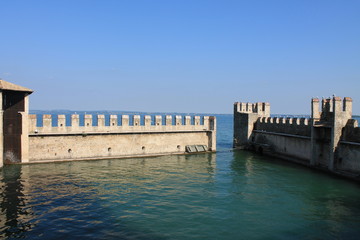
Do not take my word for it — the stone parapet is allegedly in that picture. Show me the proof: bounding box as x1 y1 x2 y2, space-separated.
256 117 311 137
234 102 270 116
29 114 214 135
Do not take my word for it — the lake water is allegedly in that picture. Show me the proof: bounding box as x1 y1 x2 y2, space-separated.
1 115 360 239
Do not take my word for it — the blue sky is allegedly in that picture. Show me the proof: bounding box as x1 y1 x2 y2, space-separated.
1 0 359 114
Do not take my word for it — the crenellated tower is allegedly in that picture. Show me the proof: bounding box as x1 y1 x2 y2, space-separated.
311 96 353 170
233 102 270 148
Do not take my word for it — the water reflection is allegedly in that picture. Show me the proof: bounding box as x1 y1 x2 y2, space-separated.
1 151 360 240
0 165 34 238
0 153 216 239
230 150 360 239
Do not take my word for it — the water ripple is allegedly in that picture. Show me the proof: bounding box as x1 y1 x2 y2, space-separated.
0 125 360 239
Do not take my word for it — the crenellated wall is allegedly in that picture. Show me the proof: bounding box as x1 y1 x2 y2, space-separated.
0 79 217 166
234 96 360 181
256 117 311 137
27 114 216 162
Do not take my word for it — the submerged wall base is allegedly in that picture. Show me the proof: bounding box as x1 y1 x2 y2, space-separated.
18 150 214 165
244 147 360 182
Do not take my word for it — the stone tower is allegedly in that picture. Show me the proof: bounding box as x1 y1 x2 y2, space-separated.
233 102 270 148
311 96 353 170
0 80 33 167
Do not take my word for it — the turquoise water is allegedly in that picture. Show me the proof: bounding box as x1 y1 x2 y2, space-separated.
1 115 360 239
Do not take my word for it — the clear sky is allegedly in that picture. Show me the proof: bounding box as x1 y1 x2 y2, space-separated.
1 0 359 114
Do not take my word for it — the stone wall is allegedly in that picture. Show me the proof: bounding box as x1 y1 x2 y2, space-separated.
27 114 216 163
0 80 217 166
337 142 360 172
252 131 312 162
234 97 360 180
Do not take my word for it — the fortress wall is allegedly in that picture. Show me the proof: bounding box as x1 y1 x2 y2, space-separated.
256 117 311 137
29 131 209 162
342 119 360 143
27 114 216 162
252 118 360 172
337 142 360 172
252 131 312 162
249 117 312 163
234 97 360 180
0 80 217 166
347 127 360 143
336 120 360 172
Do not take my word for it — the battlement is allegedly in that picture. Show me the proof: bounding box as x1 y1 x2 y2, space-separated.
234 102 270 117
256 117 311 137
233 101 271 148
258 117 310 126
311 97 352 123
28 114 214 135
